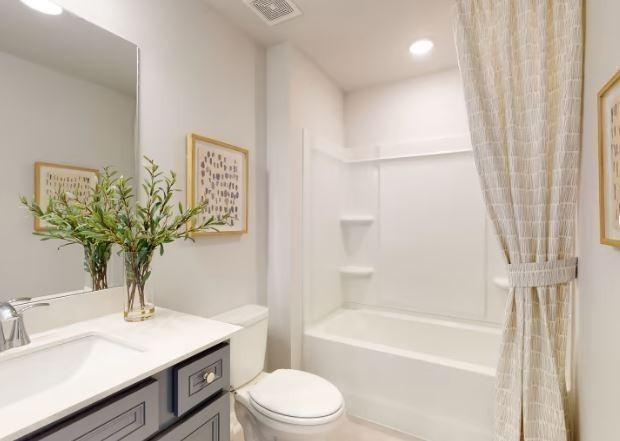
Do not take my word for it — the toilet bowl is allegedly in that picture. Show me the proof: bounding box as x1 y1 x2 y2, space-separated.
235 369 345 441
212 305 345 441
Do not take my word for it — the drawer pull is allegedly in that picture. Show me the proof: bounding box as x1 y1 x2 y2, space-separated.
204 371 216 384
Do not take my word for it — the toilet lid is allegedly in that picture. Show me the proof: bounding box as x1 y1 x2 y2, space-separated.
248 369 344 420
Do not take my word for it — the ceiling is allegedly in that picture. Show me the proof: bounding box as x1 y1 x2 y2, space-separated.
204 0 458 92
0 1 137 96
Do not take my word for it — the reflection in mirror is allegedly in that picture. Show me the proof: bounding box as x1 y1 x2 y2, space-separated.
0 1 138 302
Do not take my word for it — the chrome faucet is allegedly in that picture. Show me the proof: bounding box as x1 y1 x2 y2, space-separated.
0 298 49 352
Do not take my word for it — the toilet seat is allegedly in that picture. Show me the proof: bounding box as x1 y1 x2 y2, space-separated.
237 369 345 427
249 396 344 426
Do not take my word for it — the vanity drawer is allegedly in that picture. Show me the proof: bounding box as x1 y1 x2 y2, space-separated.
29 380 159 441
152 393 229 441
173 343 229 417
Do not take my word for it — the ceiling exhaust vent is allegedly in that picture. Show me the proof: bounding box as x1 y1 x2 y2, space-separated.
244 0 302 26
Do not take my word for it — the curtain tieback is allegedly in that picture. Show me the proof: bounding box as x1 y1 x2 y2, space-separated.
507 257 578 288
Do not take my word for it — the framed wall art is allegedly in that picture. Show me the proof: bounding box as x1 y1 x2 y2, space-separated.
186 133 249 236
34 162 98 231
599 70 620 246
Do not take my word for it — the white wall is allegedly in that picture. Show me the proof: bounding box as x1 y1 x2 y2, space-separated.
576 0 620 439
267 43 344 369
344 69 506 324
345 69 470 148
0 50 134 301
54 0 268 317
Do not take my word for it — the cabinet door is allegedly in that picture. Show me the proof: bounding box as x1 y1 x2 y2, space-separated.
29 380 159 441
155 393 229 441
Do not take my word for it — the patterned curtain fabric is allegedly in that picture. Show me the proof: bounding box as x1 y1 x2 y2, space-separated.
454 1 583 440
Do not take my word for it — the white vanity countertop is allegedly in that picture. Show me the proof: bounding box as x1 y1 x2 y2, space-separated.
0 308 240 441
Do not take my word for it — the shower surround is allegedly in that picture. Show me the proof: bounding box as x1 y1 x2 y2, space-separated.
301 130 505 439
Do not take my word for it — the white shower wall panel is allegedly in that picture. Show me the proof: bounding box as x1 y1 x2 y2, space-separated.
377 152 488 318
339 160 380 304
343 69 507 324
302 134 346 325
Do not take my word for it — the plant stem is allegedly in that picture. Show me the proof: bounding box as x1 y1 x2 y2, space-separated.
125 250 152 315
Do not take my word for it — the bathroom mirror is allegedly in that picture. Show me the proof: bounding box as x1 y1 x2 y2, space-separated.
0 1 138 301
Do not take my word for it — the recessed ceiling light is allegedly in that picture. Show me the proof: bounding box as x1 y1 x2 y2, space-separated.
409 39 434 57
20 0 63 15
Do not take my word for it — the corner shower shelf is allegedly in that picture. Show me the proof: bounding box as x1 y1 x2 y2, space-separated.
339 266 375 277
493 277 510 290
339 215 374 225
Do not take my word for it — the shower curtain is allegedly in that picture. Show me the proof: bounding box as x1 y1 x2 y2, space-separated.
454 1 583 440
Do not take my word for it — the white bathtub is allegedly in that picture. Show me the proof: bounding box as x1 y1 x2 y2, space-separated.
303 307 501 441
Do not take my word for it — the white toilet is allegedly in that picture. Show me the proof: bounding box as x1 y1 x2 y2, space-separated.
212 305 345 441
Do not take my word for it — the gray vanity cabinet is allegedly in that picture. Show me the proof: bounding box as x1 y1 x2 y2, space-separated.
21 343 230 441
31 380 160 441
173 344 230 417
152 394 229 441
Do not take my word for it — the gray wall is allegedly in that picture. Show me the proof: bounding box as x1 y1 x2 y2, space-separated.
576 0 620 439
266 43 344 369
54 0 268 317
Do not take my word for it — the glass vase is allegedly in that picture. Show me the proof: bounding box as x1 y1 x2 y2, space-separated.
84 242 112 291
123 250 156 322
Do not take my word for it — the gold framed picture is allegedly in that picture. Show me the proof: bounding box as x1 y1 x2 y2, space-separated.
599 71 620 246
34 162 98 231
186 133 249 236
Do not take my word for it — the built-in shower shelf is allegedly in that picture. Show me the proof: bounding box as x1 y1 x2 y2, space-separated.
340 215 374 225
493 277 510 290
339 266 375 276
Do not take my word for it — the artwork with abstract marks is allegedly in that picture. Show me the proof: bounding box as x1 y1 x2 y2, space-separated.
612 96 620 226
34 162 98 231
187 134 248 235
598 71 620 246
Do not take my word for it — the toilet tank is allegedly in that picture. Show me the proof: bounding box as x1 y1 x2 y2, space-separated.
212 304 268 389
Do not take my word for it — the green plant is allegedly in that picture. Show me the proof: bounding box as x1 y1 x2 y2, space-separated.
20 170 117 291
83 157 224 314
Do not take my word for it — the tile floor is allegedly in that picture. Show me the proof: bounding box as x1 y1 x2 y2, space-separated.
328 416 423 441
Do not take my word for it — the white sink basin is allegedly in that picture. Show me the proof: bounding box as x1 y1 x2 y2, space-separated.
0 334 142 410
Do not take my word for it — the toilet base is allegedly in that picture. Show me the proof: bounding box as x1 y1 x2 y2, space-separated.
235 400 340 441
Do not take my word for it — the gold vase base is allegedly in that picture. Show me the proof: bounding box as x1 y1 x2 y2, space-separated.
124 304 156 322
